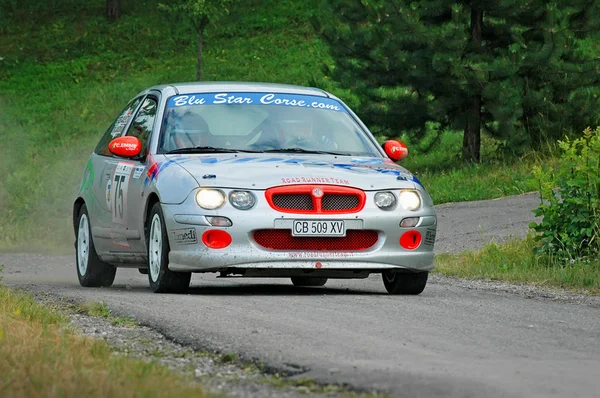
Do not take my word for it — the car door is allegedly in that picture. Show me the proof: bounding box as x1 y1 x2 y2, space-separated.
90 96 144 255
111 95 160 254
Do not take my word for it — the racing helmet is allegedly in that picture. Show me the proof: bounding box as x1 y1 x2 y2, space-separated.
170 113 211 149
277 119 313 141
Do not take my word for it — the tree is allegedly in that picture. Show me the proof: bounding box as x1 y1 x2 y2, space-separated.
159 0 231 81
106 0 120 21
317 1 600 162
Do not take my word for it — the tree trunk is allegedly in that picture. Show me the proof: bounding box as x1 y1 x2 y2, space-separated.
106 0 120 21
463 95 481 162
463 5 483 162
196 29 204 81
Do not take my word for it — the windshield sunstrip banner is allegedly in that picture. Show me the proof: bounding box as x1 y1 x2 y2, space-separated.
167 92 348 113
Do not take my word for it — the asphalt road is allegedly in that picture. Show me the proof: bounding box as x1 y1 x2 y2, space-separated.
3 192 600 398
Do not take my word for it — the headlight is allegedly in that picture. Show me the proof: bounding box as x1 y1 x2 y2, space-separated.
398 190 421 211
374 192 396 210
229 190 256 210
196 189 225 210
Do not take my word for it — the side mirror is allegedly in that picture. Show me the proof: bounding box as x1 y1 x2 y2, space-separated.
109 136 142 158
383 140 408 161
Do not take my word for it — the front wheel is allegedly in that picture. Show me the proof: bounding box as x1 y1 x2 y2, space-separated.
147 203 191 293
291 277 328 287
382 271 428 295
76 205 116 287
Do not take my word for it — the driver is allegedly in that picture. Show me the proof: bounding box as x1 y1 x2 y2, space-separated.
277 120 336 150
168 113 212 150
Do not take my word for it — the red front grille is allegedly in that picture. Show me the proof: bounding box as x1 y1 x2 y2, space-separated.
266 185 366 214
253 229 379 251
322 194 360 210
272 194 314 210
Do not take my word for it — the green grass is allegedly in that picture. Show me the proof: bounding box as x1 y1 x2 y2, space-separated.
0 284 211 397
400 130 556 203
258 374 392 398
79 301 137 327
434 234 600 293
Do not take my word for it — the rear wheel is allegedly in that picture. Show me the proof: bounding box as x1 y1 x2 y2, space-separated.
291 277 328 287
382 271 428 295
76 205 116 287
147 203 191 293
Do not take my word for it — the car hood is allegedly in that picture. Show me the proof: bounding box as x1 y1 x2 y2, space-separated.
167 154 421 191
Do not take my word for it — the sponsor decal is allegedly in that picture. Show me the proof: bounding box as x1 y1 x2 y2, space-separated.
111 109 134 137
81 159 95 191
112 142 138 150
281 177 350 185
133 166 145 179
288 252 354 258
111 163 134 225
105 180 112 211
424 229 436 246
167 93 347 113
171 228 198 245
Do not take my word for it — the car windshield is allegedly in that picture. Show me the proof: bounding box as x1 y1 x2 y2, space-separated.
158 92 382 157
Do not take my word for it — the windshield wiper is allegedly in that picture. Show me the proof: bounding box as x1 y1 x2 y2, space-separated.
263 147 353 156
167 146 263 154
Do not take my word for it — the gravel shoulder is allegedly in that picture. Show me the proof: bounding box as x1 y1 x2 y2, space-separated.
30 291 382 398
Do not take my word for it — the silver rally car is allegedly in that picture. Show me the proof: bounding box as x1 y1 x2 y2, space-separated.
73 82 437 294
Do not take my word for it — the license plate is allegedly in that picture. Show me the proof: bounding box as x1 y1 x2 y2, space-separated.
292 220 346 237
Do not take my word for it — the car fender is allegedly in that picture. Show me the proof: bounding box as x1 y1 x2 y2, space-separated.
145 155 200 205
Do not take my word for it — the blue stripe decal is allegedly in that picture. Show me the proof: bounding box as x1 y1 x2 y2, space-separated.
233 157 257 163
283 158 305 164
259 157 285 162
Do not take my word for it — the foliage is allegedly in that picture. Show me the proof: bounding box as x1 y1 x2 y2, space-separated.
158 0 231 33
530 127 600 262
317 0 600 162
158 0 232 80
435 234 600 293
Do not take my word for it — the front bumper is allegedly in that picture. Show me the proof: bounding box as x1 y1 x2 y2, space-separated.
162 189 436 274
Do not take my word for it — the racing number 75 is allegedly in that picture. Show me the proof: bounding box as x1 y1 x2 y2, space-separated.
113 174 126 220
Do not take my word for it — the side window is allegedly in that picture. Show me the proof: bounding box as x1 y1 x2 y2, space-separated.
126 97 158 156
95 97 143 156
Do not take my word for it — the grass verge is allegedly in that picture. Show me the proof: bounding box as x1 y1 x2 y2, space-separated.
79 301 138 327
258 375 392 398
434 234 600 294
401 131 557 204
0 284 210 397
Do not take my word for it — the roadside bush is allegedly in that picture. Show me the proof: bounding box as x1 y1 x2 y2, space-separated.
530 127 600 262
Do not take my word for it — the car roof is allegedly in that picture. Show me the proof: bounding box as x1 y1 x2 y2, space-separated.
145 81 331 98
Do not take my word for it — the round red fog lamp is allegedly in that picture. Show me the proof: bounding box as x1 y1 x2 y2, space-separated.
202 230 232 249
400 230 422 250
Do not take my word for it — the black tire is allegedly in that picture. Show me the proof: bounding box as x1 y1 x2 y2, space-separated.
75 205 116 287
146 203 191 293
382 271 428 295
138 268 148 275
291 276 328 287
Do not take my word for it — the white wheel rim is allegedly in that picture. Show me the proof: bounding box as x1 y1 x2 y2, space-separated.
77 214 90 276
149 214 162 283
